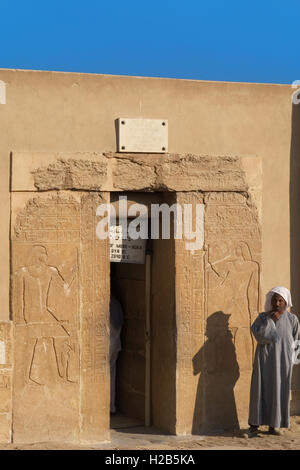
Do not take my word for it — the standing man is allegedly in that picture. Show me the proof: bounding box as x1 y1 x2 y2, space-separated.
110 294 124 414
247 286 300 436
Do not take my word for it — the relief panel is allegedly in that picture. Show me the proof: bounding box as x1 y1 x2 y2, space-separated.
203 192 261 429
11 191 109 443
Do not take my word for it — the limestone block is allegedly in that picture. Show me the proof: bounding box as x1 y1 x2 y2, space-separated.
11 152 108 192
11 191 110 444
11 152 260 194
240 156 262 223
9 150 262 438
0 322 13 443
175 189 261 434
233 371 252 428
79 193 110 443
0 322 13 368
174 192 205 435
11 152 57 192
203 191 261 431
113 157 157 191
112 154 250 192
0 413 11 443
0 372 11 413
160 154 248 192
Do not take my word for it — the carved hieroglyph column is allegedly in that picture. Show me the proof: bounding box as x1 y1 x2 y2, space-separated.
11 191 109 444
174 192 205 435
175 191 261 434
0 323 13 443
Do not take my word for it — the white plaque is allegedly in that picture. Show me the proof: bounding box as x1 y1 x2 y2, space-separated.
110 225 146 264
0 341 5 365
118 118 168 153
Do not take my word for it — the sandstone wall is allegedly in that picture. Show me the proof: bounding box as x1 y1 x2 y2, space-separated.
10 191 110 443
8 151 263 438
0 322 13 443
0 69 298 440
175 190 261 433
0 69 295 322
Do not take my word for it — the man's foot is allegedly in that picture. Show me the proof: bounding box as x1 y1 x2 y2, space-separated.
268 427 282 436
243 425 259 438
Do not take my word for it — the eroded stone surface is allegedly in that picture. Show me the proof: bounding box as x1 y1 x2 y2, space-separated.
203 192 261 430
159 154 248 192
11 152 259 193
11 192 109 444
32 158 108 191
175 192 205 435
9 151 262 441
175 191 261 434
80 193 110 443
0 322 13 443
113 157 157 191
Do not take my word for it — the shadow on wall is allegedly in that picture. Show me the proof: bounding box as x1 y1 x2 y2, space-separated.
290 93 300 395
192 311 240 433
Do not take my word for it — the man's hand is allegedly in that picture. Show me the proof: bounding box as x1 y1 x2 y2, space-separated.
270 310 281 322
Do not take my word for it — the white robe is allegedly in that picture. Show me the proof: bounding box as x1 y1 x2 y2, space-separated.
249 311 300 428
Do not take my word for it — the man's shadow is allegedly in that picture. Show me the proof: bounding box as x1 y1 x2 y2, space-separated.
192 311 240 434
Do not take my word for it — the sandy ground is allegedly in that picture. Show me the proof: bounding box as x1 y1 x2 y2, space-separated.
1 415 300 450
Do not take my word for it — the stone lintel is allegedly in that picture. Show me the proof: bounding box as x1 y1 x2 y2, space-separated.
11 152 261 194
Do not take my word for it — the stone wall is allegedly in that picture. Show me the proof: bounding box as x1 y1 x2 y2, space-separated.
0 69 297 441
0 322 13 443
175 190 261 433
11 191 109 443
6 150 263 441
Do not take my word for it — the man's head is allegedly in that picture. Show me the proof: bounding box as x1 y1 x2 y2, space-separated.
264 286 292 313
29 245 48 265
271 293 286 314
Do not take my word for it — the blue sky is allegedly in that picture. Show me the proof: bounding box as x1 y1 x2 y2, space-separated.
0 0 299 84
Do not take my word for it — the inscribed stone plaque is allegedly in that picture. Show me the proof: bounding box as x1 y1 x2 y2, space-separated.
117 118 168 153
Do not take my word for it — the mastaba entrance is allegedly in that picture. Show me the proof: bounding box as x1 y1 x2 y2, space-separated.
1 151 262 443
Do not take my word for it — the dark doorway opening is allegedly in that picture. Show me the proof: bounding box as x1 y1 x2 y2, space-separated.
108 191 176 433
110 261 146 429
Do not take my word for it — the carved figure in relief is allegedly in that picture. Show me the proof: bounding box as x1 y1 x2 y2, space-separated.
14 245 78 385
205 241 259 365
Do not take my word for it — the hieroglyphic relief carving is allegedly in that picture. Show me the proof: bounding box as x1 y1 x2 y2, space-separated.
12 193 81 388
80 193 109 385
204 193 261 367
196 191 262 429
11 191 110 443
174 192 205 433
0 374 10 389
14 194 81 243
205 240 260 368
204 192 261 240
14 245 79 385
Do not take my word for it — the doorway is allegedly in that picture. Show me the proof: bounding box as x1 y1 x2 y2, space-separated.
110 261 147 429
109 192 176 433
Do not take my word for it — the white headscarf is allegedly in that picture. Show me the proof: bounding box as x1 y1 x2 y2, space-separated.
264 286 292 312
